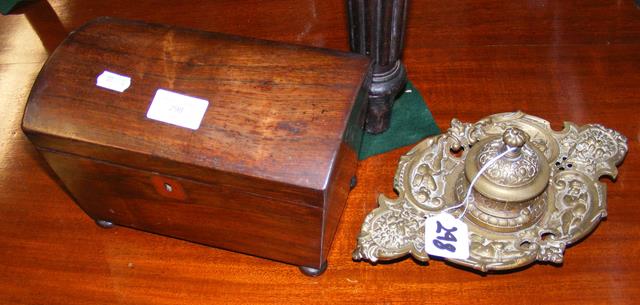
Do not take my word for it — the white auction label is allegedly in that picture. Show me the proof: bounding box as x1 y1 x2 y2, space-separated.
96 71 131 92
146 89 209 130
424 213 470 260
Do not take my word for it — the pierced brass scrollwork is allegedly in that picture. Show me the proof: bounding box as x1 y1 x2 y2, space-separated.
353 112 627 271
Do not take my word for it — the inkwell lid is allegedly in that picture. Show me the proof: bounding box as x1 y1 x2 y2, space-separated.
463 127 551 202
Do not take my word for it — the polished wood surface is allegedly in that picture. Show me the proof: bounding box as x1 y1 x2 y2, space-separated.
2 0 640 304
24 17 369 193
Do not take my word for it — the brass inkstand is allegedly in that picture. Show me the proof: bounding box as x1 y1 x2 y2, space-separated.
353 112 627 271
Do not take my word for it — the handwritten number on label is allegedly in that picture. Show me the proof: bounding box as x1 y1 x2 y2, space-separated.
432 240 456 253
424 213 470 259
146 89 209 130
435 221 457 241
96 71 131 93
432 221 458 252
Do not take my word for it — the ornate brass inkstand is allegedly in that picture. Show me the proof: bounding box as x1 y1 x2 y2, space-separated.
353 112 627 271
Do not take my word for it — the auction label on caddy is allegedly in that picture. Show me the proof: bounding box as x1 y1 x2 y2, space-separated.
146 89 209 130
96 71 131 93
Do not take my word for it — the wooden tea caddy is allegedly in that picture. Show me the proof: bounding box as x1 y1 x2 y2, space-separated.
22 17 371 276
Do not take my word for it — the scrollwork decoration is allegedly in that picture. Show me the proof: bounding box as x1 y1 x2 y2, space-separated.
353 112 627 271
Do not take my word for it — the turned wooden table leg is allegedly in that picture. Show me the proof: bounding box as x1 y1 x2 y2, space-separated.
347 0 409 134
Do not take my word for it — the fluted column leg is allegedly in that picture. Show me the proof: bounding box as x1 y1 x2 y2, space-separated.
347 0 409 134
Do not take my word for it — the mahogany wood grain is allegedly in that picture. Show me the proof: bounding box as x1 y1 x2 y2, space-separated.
2 0 640 304
23 17 370 193
20 17 370 271
39 150 324 267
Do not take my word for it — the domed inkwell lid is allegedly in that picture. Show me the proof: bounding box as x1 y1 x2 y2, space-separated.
464 127 550 203
353 112 628 272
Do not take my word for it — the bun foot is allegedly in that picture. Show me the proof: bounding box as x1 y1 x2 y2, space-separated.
95 219 115 229
350 175 358 190
298 261 327 277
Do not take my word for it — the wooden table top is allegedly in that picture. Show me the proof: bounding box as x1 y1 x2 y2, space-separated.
1 1 639 304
